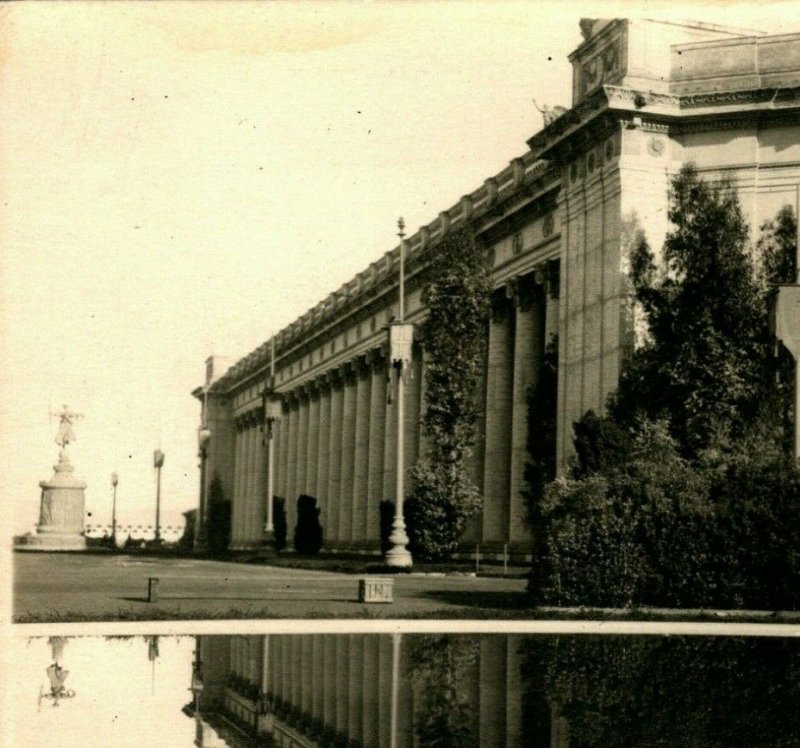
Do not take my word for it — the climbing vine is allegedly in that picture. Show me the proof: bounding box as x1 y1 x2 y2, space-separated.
407 227 492 560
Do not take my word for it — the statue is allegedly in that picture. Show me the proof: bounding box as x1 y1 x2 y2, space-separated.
54 405 82 450
532 99 568 128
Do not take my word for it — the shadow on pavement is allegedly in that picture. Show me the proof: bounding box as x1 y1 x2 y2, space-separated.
416 589 534 611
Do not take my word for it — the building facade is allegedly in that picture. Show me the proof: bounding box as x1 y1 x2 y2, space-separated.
194 18 800 556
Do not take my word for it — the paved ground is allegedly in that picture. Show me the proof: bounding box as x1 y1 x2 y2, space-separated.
13 552 531 621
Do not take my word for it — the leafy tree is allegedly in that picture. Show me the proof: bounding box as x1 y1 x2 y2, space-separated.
409 636 479 747
612 164 772 455
407 227 492 560
527 167 800 608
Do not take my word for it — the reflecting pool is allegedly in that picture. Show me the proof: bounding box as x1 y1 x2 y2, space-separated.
10 632 800 747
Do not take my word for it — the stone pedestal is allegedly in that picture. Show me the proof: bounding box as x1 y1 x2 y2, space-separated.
16 451 87 552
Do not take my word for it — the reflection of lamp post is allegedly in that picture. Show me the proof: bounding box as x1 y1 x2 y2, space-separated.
385 217 413 568
197 426 211 551
110 472 118 548
262 336 282 548
153 449 165 543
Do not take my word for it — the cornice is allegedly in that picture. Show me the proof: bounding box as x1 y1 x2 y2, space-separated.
207 80 800 397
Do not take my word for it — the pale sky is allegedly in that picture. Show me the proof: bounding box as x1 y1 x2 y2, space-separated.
8 636 196 747
1 1 795 535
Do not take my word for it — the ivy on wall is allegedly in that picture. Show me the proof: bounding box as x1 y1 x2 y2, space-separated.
407 227 492 561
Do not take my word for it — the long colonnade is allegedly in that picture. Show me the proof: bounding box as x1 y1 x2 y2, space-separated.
224 262 559 557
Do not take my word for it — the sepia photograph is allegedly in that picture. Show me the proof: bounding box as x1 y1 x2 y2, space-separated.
5 1 800 623
4 2 800 742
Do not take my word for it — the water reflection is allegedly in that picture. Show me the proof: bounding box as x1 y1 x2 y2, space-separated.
12 633 800 747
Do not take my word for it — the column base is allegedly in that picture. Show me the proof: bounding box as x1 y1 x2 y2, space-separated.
15 532 87 552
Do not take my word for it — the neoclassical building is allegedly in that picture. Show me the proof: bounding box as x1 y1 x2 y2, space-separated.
194 18 800 556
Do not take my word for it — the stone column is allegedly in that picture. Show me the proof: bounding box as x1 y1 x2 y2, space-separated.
478 637 507 745
295 392 310 501
352 359 372 545
316 381 332 536
347 635 364 744
338 366 358 545
231 422 244 548
301 635 313 716
509 275 544 545
306 388 321 501
277 404 290 503
252 414 266 546
284 398 299 546
323 635 336 728
335 635 349 735
483 289 515 544
361 635 379 747
377 635 392 747
239 421 250 545
246 418 257 545
327 375 345 546
366 351 387 546
382 365 397 509
403 346 422 473
312 635 324 720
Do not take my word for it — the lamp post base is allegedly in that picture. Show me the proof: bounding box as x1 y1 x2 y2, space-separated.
384 521 412 567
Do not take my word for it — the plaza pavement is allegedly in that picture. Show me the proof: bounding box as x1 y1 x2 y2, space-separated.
13 552 530 622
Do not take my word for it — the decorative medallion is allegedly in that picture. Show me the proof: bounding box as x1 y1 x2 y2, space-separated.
647 137 665 157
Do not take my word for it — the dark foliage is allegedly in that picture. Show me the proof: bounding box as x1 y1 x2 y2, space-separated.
408 227 492 560
408 635 480 747
293 494 323 555
272 496 287 552
207 474 231 558
520 636 800 747
528 167 800 608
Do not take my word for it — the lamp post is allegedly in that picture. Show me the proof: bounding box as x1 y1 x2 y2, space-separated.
110 472 118 548
263 337 282 548
385 217 413 568
153 449 165 543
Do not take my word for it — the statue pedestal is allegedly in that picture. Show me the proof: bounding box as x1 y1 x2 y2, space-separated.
16 452 87 552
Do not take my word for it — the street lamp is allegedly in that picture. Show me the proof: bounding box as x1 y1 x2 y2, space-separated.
110 471 118 548
385 217 413 568
153 449 165 543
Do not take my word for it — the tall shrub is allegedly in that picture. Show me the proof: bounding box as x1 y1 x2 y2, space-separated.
407 227 492 560
613 164 771 455
528 168 800 608
293 495 323 555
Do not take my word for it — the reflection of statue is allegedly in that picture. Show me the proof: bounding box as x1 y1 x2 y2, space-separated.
54 405 82 449
532 99 568 127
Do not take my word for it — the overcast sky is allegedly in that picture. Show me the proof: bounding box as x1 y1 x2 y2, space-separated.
1 1 794 535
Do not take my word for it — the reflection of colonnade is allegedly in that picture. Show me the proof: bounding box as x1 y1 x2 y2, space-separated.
195 634 564 748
